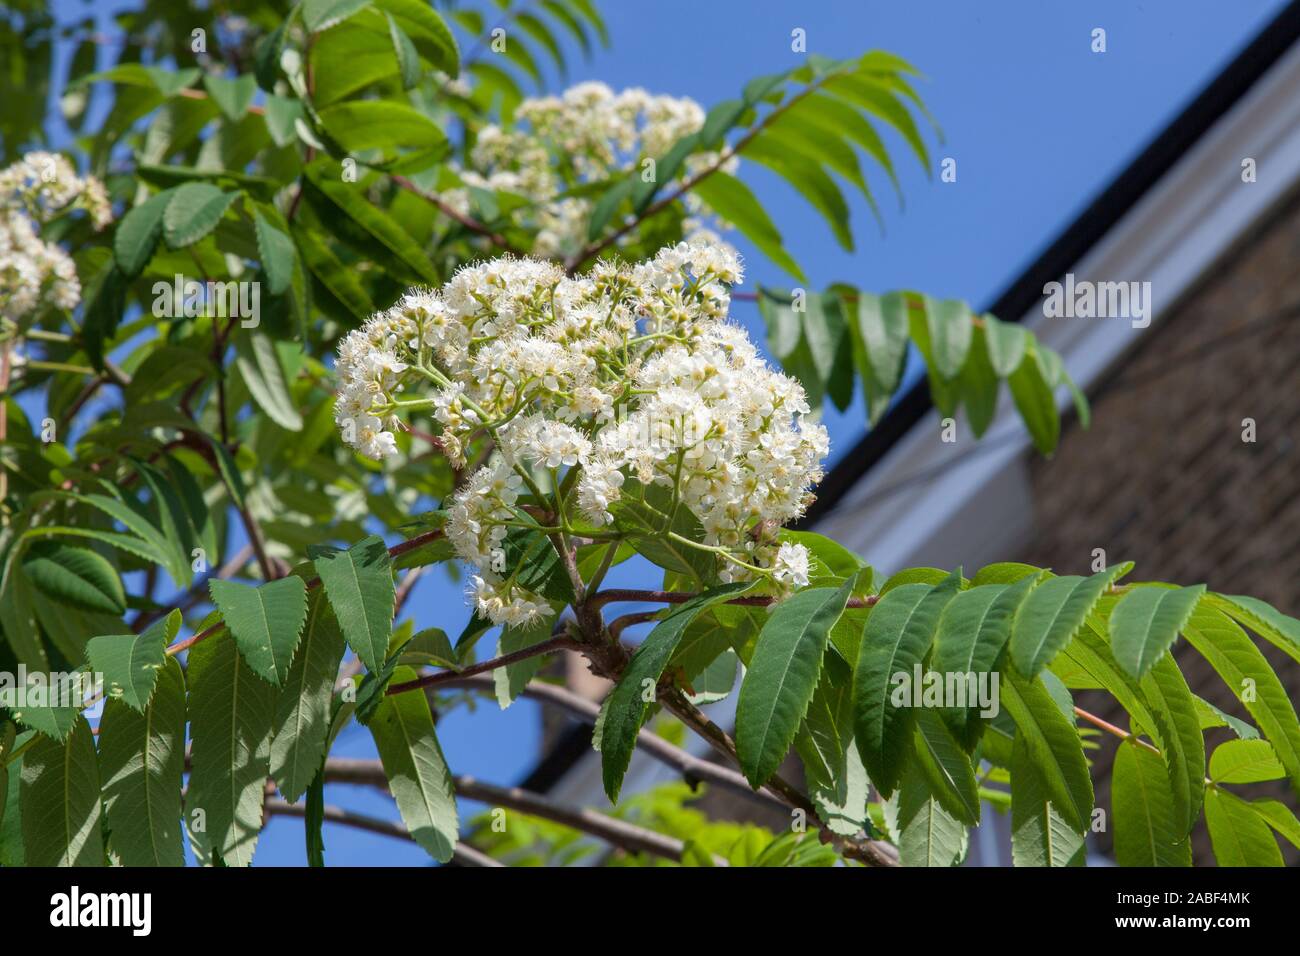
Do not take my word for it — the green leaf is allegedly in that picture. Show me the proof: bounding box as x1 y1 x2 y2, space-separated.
9 692 79 742
208 577 309 687
99 657 186 866
303 0 372 32
0 727 23 866
386 12 422 88
85 610 181 712
162 182 238 248
493 617 556 708
609 482 715 588
889 762 966 867
691 171 805 283
499 527 575 604
309 534 395 673
1000 668 1092 831
399 628 460 670
0 558 49 669
1007 348 1060 455
375 0 459 75
1245 798 1300 850
1009 568 1119 678
305 770 326 867
252 209 296 297
743 139 853 252
1110 584 1205 679
981 314 1028 377
849 291 909 423
21 541 125 615
1193 695 1259 740
316 100 450 157
186 633 277 867
1209 593 1300 666
19 717 104 866
304 160 439 283
263 94 303 147
912 707 980 825
916 297 972 381
202 73 256 121
113 188 176 278
1139 654 1205 838
601 583 752 802
295 225 375 320
368 665 458 862
586 173 636 241
853 572 961 797
736 580 853 787
1183 605 1300 796
1010 732 1085 866
801 293 848 404
823 71 931 171
0 724 11 839
1210 739 1286 784
271 591 347 802
255 19 291 91
1112 739 1191 866
206 435 247 511
958 323 999 436
233 331 304 431
1205 786 1283 866
795 655 870 836
932 576 1037 747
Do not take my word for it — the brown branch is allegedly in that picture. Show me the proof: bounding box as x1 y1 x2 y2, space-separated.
394 564 426 615
437 673 791 816
236 501 280 581
391 175 527 255
384 634 580 696
1074 705 1162 756
590 588 880 612
607 610 661 640
321 760 698 863
660 688 898 867
263 798 503 867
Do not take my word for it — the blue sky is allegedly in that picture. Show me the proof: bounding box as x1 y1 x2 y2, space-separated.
28 0 1291 864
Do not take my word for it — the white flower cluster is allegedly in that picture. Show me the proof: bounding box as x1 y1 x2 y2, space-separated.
448 81 739 258
334 240 825 626
0 152 110 323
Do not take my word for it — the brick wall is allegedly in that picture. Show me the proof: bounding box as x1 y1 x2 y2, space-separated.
1022 182 1300 865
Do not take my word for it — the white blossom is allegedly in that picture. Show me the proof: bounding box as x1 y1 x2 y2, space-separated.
0 152 109 324
771 542 812 589
447 83 741 258
334 239 828 622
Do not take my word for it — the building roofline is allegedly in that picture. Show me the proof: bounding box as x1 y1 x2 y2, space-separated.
799 0 1300 527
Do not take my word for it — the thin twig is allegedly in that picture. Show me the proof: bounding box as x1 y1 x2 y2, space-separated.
384 634 580 696
1074 705 1162 756
391 174 526 254
264 798 504 867
321 760 697 863
661 688 899 867
590 588 879 612
437 673 791 815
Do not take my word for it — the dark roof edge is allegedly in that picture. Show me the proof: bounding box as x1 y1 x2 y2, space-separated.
799 0 1300 527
